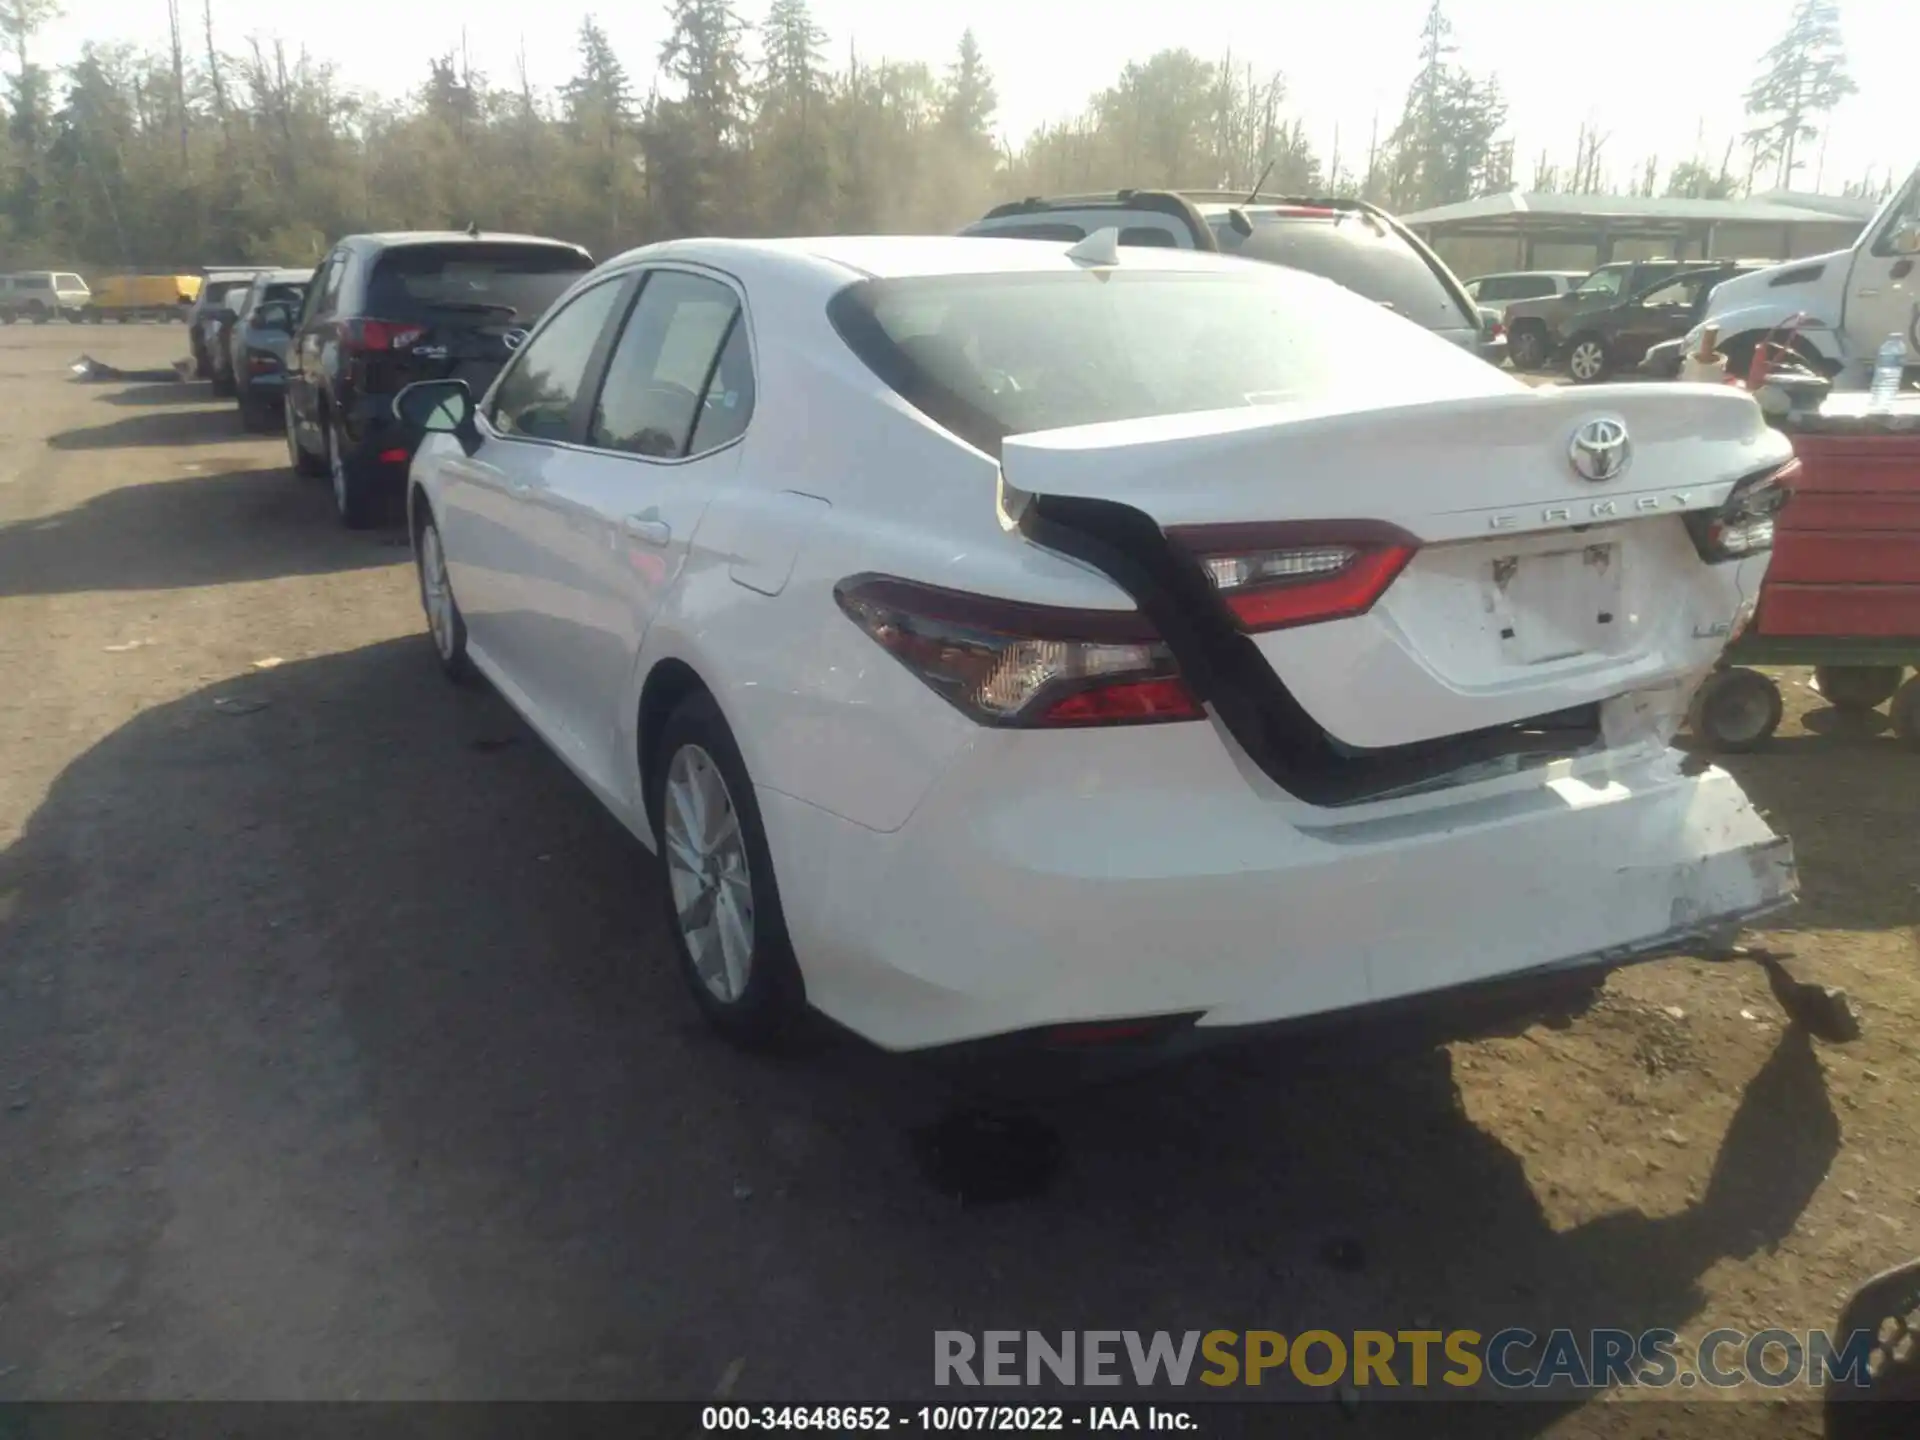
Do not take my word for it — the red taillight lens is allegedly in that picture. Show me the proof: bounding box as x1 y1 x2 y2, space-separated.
345 318 427 353
833 575 1204 728
1683 458 1797 562
1170 522 1419 632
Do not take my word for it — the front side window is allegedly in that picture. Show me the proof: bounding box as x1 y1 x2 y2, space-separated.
1573 269 1623 298
1872 174 1920 255
590 271 752 459
488 279 625 443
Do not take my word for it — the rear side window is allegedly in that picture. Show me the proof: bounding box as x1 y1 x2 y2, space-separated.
1220 213 1470 330
366 243 593 328
203 280 249 308
828 268 1506 458
590 270 750 459
488 278 625 442
978 221 1086 242
55 273 85 289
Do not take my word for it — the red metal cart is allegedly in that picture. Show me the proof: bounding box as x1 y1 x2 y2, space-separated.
1689 391 1920 751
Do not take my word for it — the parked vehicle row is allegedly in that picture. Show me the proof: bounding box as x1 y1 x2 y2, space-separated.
378 231 1796 1062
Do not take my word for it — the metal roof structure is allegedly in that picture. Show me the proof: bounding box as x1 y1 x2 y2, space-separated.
1401 190 1879 228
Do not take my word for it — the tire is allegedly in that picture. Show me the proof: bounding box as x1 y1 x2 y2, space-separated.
28 305 48 325
1891 678 1920 751
1688 667 1783 753
1509 325 1548 371
326 418 379 529
1564 334 1611 383
647 691 806 1048
1813 665 1904 713
414 511 473 682
286 400 327 479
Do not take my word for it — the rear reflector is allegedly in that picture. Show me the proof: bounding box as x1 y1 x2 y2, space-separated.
377 447 410 464
1171 521 1420 632
834 574 1204 728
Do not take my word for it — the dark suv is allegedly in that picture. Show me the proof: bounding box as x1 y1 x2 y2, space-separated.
284 231 594 527
963 190 1495 361
1502 259 1736 370
1558 264 1764 383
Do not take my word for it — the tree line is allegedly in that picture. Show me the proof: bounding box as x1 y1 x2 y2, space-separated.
0 0 1888 273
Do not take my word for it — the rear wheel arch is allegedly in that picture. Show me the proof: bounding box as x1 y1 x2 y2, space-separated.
638 659 713 824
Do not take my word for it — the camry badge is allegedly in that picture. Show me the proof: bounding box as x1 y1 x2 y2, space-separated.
1570 418 1632 483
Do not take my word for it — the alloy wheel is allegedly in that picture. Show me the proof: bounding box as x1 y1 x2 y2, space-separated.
419 525 456 660
1568 341 1606 382
662 744 755 1004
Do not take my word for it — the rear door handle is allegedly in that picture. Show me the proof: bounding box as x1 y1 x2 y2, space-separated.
623 515 672 546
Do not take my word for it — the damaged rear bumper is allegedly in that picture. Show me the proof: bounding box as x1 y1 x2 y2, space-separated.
761 715 1797 1053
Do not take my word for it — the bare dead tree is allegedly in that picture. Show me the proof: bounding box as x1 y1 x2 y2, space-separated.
165 0 189 168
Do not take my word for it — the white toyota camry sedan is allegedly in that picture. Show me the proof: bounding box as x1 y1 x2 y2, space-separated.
396 232 1798 1062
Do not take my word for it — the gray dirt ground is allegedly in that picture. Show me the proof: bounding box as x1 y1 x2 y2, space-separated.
1 325 1914 1434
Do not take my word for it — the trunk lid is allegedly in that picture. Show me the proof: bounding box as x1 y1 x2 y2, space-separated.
1000 382 1792 751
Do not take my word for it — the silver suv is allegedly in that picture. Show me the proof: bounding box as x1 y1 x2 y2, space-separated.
0 271 91 323
962 190 1496 360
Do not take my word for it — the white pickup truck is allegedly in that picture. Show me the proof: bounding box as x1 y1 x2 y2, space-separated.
1686 163 1920 382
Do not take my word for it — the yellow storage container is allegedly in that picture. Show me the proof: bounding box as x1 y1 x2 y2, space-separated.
85 274 201 322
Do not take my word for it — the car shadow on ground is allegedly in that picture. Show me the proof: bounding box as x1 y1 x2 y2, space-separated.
0 466 397 596
0 638 1850 1418
93 380 208 407
47 404 256 451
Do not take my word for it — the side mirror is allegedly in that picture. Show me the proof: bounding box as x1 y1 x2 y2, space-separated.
394 379 480 457
1892 219 1920 256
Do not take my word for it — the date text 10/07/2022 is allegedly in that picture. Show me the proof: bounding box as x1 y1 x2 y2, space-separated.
701 1406 1197 1431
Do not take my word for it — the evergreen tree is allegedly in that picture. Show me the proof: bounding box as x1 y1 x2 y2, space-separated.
1744 0 1856 190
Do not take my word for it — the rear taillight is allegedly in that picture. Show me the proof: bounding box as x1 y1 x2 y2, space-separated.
1169 522 1419 632
833 575 1204 728
343 318 427 353
247 354 279 373
1684 458 1797 562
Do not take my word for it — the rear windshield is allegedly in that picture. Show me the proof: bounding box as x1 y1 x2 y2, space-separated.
366 243 593 325
828 268 1506 457
1212 212 1472 331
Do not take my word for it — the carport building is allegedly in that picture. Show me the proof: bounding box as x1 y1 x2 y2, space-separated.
1402 191 1878 280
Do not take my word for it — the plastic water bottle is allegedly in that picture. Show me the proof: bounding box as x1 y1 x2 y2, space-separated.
1868 333 1907 412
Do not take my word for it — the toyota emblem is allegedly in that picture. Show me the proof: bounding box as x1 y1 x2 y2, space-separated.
1569 418 1631 483
502 328 529 352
